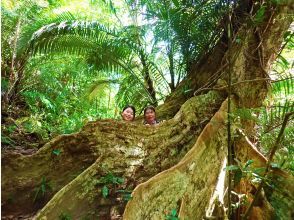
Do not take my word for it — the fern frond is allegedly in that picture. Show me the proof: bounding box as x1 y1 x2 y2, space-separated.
85 79 119 102
271 74 294 99
115 74 154 113
17 10 76 57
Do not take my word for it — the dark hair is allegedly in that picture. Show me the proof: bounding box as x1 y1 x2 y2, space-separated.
122 105 136 117
144 105 156 115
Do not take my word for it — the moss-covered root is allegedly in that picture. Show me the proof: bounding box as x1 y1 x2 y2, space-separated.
123 100 229 219
33 160 101 219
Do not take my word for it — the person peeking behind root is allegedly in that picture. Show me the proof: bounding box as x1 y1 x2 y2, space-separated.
143 105 160 125
121 105 136 122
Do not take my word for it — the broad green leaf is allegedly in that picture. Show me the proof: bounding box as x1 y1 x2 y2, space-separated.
102 185 109 198
52 149 61 156
115 177 124 184
245 160 254 168
253 167 266 175
171 209 177 216
254 6 266 25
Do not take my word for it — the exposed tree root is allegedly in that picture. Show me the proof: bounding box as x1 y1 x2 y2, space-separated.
123 100 230 219
2 92 224 219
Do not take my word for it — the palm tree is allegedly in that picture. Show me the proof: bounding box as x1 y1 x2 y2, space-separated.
137 0 229 84
26 0 230 110
1 0 75 108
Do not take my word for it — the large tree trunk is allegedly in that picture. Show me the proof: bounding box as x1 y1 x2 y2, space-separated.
2 1 293 219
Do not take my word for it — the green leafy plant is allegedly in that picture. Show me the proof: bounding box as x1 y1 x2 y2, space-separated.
58 212 72 220
98 172 124 185
52 149 61 156
97 172 125 198
1 134 16 146
225 160 266 186
165 208 179 220
33 177 53 202
253 5 266 25
225 160 266 211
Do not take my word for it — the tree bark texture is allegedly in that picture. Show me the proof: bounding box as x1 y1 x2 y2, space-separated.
123 99 230 219
156 0 293 119
2 91 225 218
1 1 293 219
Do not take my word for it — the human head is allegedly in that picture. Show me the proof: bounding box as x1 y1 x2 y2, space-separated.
121 105 136 121
144 105 156 125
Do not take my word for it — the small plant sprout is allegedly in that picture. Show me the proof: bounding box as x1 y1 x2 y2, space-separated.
165 208 179 220
98 172 125 198
33 177 52 202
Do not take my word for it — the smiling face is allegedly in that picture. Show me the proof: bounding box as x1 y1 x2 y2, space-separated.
121 107 135 121
144 108 156 125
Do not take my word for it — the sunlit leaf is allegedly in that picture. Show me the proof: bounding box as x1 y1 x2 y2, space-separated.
102 185 109 198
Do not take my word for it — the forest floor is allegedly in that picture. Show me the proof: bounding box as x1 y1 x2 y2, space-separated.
2 111 43 219
1 127 41 156
1 117 38 219
1 105 48 157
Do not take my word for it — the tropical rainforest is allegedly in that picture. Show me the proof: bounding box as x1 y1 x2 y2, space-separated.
1 0 293 219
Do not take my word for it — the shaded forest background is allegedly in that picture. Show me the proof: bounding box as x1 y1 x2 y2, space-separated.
1 0 293 219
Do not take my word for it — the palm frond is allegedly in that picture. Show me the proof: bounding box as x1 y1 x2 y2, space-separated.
261 100 294 131
261 71 294 133
115 74 153 114
84 79 119 102
30 21 116 52
271 76 294 98
17 11 76 57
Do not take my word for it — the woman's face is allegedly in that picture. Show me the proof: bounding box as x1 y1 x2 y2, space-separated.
144 109 156 124
122 107 134 121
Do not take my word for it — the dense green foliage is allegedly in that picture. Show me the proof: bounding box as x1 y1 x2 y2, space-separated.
1 0 293 172
1 0 229 137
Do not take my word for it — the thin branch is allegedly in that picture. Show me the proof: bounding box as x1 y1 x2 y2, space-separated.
195 78 271 94
272 77 294 83
193 62 228 96
227 10 233 219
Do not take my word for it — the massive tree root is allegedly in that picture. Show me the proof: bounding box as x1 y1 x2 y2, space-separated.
31 97 293 220
3 92 293 219
123 100 230 219
2 91 225 219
